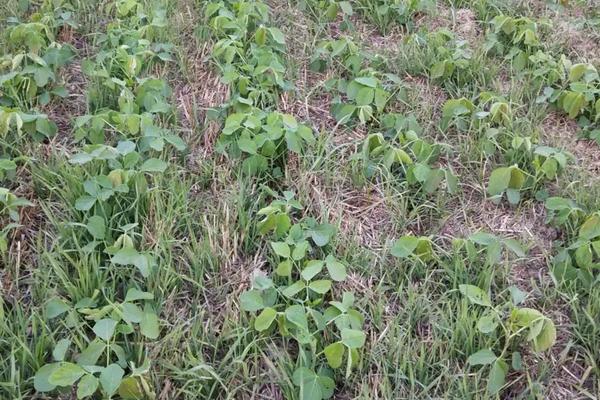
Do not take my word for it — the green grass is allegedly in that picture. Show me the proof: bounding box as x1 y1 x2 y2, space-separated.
0 0 599 399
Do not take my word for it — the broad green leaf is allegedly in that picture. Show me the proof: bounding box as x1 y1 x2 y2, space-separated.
285 305 308 330
487 167 511 196
390 236 419 258
271 241 290 258
477 314 498 334
86 216 105 240
292 241 309 261
48 362 85 386
325 255 346 281
53 339 71 361
459 284 491 307
268 27 286 44
100 364 124 396
75 196 96 211
355 87 374 106
140 304 159 339
46 298 69 319
309 223 336 246
118 377 144 399
511 308 543 327
579 214 600 240
121 303 143 323
354 77 377 88
93 318 118 341
302 260 324 281
240 290 264 312
467 349 497 365
255 307 277 331
324 342 345 369
34 364 59 392
77 374 99 399
309 279 332 294
140 158 167 173
76 340 105 366
111 248 150 277
276 260 292 276
487 359 508 395
341 328 366 349
532 319 556 352
124 288 153 302
282 280 305 298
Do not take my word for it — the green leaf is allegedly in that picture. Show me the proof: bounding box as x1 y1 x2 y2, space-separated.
324 342 345 369
240 290 264 312
48 362 85 386
575 244 592 268
301 260 324 281
292 367 335 400
268 27 286 44
309 279 332 294
121 302 143 323
459 284 492 307
467 349 497 365
276 260 292 276
46 298 69 319
255 307 277 331
140 304 159 339
291 241 309 261
111 248 150 277
271 241 290 258
285 305 308 330
355 87 374 106
100 364 124 396
487 359 508 395
124 288 154 302
118 376 144 399
487 167 511 196
93 318 118 341
562 91 586 119
282 280 305 298
309 223 336 246
140 158 167 173
579 214 600 240
390 236 419 258
325 255 346 282
53 339 71 361
34 364 59 392
76 340 104 366
77 374 99 399
532 319 556 352
86 216 105 240
477 313 498 334
75 195 96 211
354 77 377 88
237 134 258 155
341 328 366 349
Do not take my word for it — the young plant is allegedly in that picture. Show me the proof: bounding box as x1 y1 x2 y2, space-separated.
484 15 548 71
441 93 512 132
355 0 433 35
241 192 366 399
329 72 394 124
553 212 600 290
0 186 32 254
460 284 556 395
354 127 457 194
486 164 527 205
216 110 315 175
34 289 158 399
310 36 364 76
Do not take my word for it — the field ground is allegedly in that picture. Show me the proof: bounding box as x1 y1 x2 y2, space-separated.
0 0 599 399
